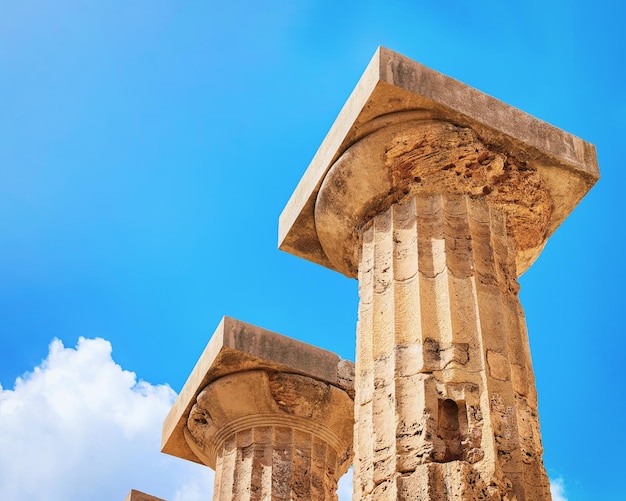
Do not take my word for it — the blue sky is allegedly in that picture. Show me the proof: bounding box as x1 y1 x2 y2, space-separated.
0 1 624 499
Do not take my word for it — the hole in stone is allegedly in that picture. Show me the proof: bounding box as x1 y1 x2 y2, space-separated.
437 399 464 462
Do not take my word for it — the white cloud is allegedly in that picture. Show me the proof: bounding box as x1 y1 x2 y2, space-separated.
0 337 359 500
0 337 213 501
550 477 568 501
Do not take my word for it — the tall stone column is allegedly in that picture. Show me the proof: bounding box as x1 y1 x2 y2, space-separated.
349 193 545 499
279 48 599 500
162 317 355 501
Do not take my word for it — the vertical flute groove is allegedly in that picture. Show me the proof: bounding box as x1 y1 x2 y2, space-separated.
356 222 376 498
371 206 398 499
211 424 346 500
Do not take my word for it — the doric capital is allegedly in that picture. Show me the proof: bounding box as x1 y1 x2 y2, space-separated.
315 119 552 277
161 317 354 467
183 369 353 474
279 47 599 277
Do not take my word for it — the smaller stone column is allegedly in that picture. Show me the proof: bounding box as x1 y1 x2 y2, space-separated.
162 317 355 501
124 490 166 501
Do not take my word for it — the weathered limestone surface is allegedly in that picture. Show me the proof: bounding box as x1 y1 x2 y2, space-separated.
124 490 166 501
162 318 355 500
350 193 549 499
279 48 599 500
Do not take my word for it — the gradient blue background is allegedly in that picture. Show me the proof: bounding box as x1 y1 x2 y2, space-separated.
1 1 623 499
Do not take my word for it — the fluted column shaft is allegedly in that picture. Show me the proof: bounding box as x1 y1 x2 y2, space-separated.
353 193 551 500
212 424 342 500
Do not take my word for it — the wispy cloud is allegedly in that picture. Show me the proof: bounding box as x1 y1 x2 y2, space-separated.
550 477 568 501
0 337 212 500
172 468 215 501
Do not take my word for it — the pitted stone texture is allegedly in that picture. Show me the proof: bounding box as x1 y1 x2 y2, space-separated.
352 194 551 500
315 120 551 278
184 370 353 501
